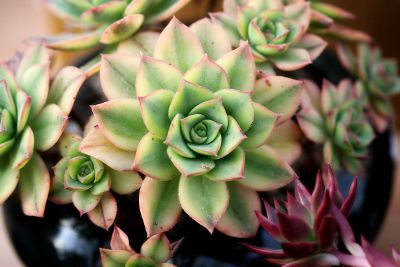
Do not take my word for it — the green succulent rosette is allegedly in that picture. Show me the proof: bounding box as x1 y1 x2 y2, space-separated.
283 0 371 42
212 0 327 72
50 134 142 229
100 226 176 267
337 44 400 132
45 0 190 51
81 18 303 237
297 80 375 174
0 44 85 217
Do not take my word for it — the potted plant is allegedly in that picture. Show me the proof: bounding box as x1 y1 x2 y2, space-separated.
1 0 399 266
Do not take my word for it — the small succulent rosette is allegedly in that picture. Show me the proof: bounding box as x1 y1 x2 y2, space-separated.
284 0 371 43
100 226 177 267
45 0 190 51
212 0 327 72
297 79 375 174
338 43 400 132
0 44 85 217
81 18 304 238
245 167 358 266
50 134 142 229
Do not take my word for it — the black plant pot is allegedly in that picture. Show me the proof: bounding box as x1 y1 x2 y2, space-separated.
2 51 396 267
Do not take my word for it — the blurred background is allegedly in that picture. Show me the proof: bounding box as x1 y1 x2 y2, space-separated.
0 0 400 266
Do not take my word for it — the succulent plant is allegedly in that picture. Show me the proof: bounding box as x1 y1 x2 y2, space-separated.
212 0 327 72
100 226 177 267
297 79 375 174
244 166 358 266
45 0 190 51
50 133 142 229
81 18 304 237
0 44 85 217
337 43 400 132
283 0 371 43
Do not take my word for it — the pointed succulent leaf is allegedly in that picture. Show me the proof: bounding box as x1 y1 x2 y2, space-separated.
297 108 327 144
237 6 257 39
154 18 204 72
19 152 50 217
92 99 146 151
16 44 49 82
217 44 256 92
136 56 182 98
134 133 180 181
31 104 68 151
210 12 241 47
100 54 140 100
47 31 102 51
217 116 247 158
80 1 126 24
187 134 222 157
0 155 19 204
167 148 215 177
179 175 229 233
296 34 327 60
48 66 86 114
141 0 191 23
87 191 117 230
239 145 295 191
190 18 232 60
206 148 245 181
0 80 16 117
11 127 34 170
139 89 174 138
272 48 312 71
15 90 31 134
189 98 229 132
140 177 181 237
214 89 254 131
165 114 196 158
168 80 214 119
184 55 229 92
0 62 17 94
125 0 152 15
100 14 144 45
100 249 133 267
80 127 135 171
140 234 171 263
90 173 111 195
241 103 277 149
216 182 261 238
116 31 159 56
253 76 303 121
19 64 49 118
109 169 142 195
72 190 102 215
111 226 134 252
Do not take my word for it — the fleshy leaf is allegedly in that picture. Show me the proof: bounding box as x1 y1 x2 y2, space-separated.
111 226 133 252
141 0 190 23
46 31 101 51
19 152 50 217
133 133 180 181
217 44 256 92
216 183 261 238
109 169 142 195
189 98 229 132
100 54 140 100
100 249 133 267
87 191 117 230
100 15 144 44
179 175 229 233
238 145 295 191
136 56 182 98
141 234 171 264
241 103 277 149
206 148 245 181
0 155 19 204
164 114 196 158
92 99 146 151
31 104 68 151
296 34 327 60
215 89 254 131
16 44 49 82
210 12 241 47
19 64 49 118
80 127 135 172
11 127 34 170
0 62 18 94
140 177 181 237
138 89 173 138
184 55 229 92
272 48 312 71
154 18 204 72
217 116 247 158
190 18 232 60
253 76 303 121
167 148 215 177
47 66 86 114
72 190 102 215
297 108 327 144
